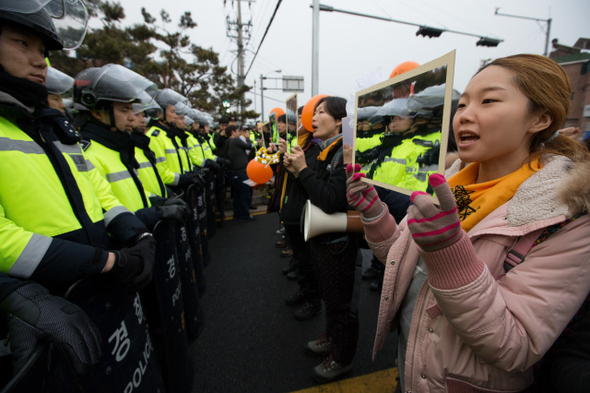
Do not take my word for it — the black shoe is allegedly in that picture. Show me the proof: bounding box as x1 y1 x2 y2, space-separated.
286 270 299 280
281 247 293 258
294 301 321 321
284 289 306 306
276 237 287 248
362 267 380 280
282 258 298 275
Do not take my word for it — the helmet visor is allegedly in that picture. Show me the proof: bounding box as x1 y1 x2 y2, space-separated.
0 0 89 50
92 64 157 104
155 89 188 109
174 101 191 116
376 98 411 118
46 67 74 95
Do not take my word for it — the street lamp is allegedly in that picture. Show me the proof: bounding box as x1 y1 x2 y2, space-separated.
260 69 281 122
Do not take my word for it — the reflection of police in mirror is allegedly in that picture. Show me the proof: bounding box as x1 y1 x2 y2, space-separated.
356 120 440 195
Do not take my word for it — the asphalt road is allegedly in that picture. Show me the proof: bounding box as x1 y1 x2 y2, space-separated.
189 211 398 393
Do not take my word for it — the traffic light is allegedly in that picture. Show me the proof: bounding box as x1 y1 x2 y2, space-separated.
416 26 444 38
222 100 230 113
476 37 501 47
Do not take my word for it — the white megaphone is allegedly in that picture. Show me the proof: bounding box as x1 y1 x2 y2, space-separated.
304 200 364 241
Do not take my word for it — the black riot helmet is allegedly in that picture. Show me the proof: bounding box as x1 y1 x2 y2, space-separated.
73 64 157 110
0 0 89 51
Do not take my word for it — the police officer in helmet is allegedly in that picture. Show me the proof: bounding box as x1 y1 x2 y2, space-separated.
0 0 155 380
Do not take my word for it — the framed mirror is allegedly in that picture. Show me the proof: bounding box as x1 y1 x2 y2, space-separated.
268 112 278 146
285 93 298 153
353 51 456 203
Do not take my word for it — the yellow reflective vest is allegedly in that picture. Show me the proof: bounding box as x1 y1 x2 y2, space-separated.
83 139 151 212
0 113 132 281
146 123 182 186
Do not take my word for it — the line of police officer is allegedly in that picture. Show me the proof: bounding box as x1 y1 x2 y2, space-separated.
0 2 227 391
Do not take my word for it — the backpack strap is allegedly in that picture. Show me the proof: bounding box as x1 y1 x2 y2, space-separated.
504 214 583 273
504 228 545 272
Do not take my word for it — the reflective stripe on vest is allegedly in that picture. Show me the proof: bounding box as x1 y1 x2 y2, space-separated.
9 234 52 278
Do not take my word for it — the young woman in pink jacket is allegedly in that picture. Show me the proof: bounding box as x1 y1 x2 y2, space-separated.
346 54 590 392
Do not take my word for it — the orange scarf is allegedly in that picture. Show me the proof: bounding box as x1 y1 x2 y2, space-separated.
447 158 542 232
297 129 312 148
317 136 342 162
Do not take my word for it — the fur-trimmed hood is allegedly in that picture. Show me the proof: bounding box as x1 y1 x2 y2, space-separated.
446 155 590 226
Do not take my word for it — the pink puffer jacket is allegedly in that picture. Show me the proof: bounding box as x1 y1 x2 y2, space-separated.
363 156 590 393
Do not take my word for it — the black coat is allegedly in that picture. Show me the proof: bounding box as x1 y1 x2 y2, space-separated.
279 138 319 224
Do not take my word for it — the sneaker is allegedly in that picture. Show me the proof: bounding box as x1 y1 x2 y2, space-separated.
284 289 306 306
234 215 256 221
294 301 321 321
280 247 293 258
312 355 352 383
305 335 332 357
276 226 285 235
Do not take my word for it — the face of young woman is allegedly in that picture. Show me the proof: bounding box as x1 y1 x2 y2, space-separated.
0 25 47 85
453 65 547 173
312 102 341 141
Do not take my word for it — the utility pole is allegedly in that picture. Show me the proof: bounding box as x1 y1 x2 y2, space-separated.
495 8 552 56
237 0 245 93
225 1 254 114
311 0 319 96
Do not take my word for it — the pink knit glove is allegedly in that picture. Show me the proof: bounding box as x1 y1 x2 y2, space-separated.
407 174 462 252
346 163 383 218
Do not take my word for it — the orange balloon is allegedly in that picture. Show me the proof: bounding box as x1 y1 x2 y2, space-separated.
301 94 329 132
389 61 420 79
247 159 273 184
269 107 285 118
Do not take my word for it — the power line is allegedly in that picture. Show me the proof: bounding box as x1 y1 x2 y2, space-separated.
244 0 283 79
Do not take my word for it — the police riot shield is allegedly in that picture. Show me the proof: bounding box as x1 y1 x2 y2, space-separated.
186 183 207 297
64 278 166 393
0 343 61 393
215 166 227 227
204 169 217 239
144 219 194 393
195 171 212 267
173 219 205 339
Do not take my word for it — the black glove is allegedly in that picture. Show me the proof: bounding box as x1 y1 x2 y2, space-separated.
217 158 231 166
159 204 189 221
110 235 156 291
178 173 201 188
148 196 167 207
1 283 102 378
164 196 188 209
204 159 221 171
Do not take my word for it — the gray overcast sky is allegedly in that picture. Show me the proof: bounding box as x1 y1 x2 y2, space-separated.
104 0 590 118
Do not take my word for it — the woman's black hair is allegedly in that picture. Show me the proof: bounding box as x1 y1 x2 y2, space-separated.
314 96 347 120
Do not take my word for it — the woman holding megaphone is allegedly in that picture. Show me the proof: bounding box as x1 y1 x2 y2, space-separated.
283 96 360 383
